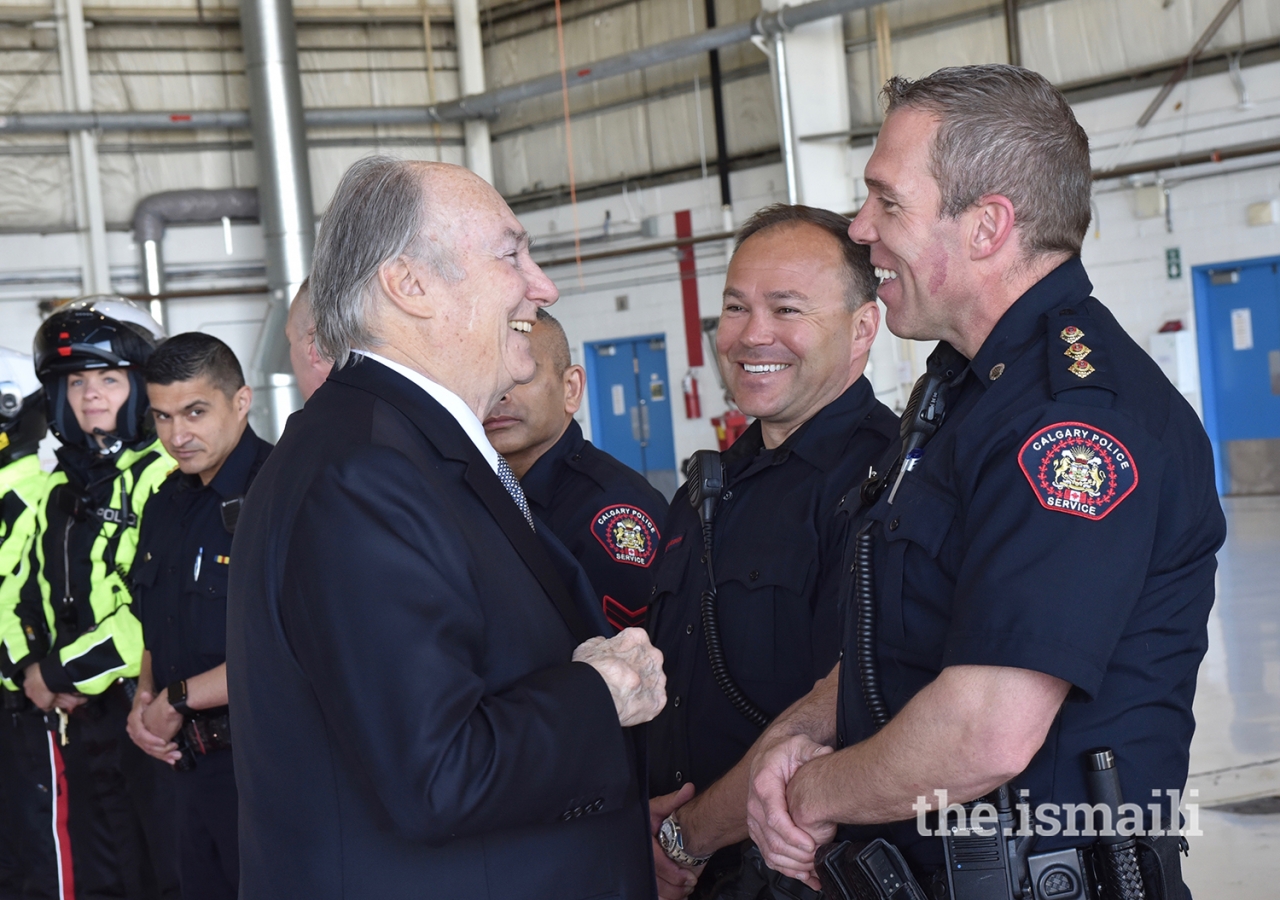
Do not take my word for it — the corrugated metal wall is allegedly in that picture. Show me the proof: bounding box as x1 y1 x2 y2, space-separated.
0 0 1278 230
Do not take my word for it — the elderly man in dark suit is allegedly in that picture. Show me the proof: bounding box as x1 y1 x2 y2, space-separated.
226 157 667 900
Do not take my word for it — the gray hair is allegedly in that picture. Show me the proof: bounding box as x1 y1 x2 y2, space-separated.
881 65 1092 257
310 156 462 366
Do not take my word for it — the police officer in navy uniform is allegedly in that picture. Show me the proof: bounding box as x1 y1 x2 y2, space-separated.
644 204 898 898
126 334 271 900
484 309 666 631
741 67 1223 900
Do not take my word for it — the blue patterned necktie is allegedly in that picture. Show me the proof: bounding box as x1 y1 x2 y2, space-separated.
496 456 535 531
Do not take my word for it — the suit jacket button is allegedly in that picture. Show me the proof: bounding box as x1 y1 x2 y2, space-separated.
573 806 584 818
591 798 604 812
561 810 573 821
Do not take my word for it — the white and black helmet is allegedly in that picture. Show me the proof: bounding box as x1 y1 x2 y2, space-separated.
33 297 166 449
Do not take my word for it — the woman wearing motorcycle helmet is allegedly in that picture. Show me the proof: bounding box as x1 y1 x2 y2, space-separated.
0 297 179 900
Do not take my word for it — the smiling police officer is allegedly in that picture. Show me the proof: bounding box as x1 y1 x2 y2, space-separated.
742 67 1225 900
127 333 271 900
645 204 898 898
484 309 666 631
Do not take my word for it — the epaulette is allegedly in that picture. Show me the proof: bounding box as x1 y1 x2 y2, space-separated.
1047 301 1116 406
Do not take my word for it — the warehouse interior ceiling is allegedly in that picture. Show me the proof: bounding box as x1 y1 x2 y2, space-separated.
1 0 1278 229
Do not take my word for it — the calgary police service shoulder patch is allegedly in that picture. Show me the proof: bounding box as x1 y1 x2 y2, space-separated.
592 504 660 567
1018 422 1138 521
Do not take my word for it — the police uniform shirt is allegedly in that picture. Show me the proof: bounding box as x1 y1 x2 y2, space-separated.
520 418 666 632
648 376 898 796
135 425 272 688
837 257 1226 862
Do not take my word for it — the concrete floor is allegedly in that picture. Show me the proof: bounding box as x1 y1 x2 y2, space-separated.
1182 495 1280 898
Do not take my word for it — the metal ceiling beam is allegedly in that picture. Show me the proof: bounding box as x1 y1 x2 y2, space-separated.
1137 0 1242 128
0 3 454 24
0 0 893 135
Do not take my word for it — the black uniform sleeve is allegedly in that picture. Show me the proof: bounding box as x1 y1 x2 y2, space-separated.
944 407 1159 699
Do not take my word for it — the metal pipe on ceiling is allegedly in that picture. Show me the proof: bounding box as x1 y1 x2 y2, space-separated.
239 0 313 438
703 0 732 211
0 0 893 135
131 188 260 330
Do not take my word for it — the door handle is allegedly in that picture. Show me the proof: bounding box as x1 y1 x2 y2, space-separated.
639 402 651 443
630 406 642 441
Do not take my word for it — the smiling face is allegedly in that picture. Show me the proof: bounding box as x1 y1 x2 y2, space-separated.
148 375 251 484
409 169 558 416
66 368 131 447
717 222 878 448
849 108 970 345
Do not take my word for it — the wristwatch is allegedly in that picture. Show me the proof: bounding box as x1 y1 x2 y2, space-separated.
166 680 193 717
658 815 711 867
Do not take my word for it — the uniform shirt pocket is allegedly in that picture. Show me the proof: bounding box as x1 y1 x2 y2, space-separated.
718 548 814 683
192 557 230 658
866 477 957 650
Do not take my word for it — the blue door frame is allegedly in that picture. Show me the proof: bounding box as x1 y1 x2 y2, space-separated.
1192 253 1280 495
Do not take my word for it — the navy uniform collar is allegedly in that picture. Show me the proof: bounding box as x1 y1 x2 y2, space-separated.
181 423 263 500
969 256 1093 390
520 418 586 508
726 375 880 476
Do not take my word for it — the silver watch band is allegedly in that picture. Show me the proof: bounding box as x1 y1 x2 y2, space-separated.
659 815 712 867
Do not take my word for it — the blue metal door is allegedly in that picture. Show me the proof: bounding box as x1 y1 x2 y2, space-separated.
585 335 677 498
1194 257 1280 494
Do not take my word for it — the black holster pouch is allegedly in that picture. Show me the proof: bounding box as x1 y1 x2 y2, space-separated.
180 707 232 756
1133 836 1189 900
704 843 821 900
816 839 929 900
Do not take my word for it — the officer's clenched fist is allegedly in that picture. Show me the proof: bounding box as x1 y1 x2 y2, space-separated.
573 627 667 727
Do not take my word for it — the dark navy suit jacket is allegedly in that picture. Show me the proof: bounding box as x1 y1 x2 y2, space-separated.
226 357 656 900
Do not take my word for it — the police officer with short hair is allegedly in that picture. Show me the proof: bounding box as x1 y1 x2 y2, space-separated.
127 333 271 900
645 204 898 898
484 309 666 630
744 66 1224 900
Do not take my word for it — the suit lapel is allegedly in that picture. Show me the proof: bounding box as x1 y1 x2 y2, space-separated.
332 358 596 645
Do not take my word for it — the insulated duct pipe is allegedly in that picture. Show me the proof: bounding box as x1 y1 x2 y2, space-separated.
240 0 313 439
0 0 892 135
132 188 259 330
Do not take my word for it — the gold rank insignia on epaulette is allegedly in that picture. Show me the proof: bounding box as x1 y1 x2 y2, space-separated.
1059 327 1095 378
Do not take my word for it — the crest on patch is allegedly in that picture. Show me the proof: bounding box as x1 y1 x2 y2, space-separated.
592 504 660 567
1018 422 1137 520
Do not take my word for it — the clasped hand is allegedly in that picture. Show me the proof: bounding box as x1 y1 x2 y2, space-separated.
572 627 666 728
746 734 835 890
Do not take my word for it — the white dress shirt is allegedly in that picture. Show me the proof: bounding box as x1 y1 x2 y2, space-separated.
358 351 500 474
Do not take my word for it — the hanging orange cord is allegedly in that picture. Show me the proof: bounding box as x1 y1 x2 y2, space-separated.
553 0 585 286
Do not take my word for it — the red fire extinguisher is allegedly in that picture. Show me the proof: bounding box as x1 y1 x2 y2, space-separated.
683 372 701 419
711 408 749 451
